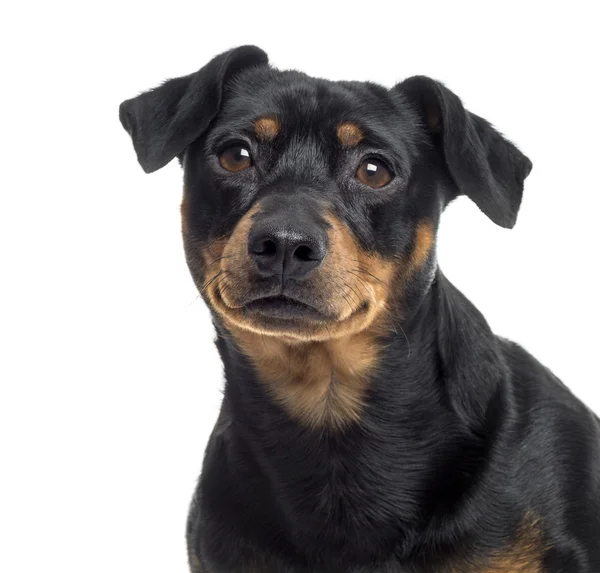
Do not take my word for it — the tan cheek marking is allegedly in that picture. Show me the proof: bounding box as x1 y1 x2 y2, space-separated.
408 220 435 273
319 213 395 326
191 204 261 309
200 237 228 268
254 116 279 141
216 203 261 308
336 122 364 147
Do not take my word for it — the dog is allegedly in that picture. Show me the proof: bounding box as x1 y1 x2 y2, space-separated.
119 45 600 572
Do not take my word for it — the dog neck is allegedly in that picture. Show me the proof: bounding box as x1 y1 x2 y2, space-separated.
219 318 386 430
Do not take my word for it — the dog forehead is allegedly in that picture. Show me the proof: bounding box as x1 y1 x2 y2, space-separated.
222 68 397 133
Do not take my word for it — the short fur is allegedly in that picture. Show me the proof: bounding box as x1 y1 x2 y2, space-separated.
120 46 600 572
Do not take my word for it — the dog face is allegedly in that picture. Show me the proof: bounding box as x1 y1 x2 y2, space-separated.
120 46 532 342
180 67 428 342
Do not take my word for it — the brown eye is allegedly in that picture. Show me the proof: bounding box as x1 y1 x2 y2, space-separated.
218 144 252 172
356 158 392 188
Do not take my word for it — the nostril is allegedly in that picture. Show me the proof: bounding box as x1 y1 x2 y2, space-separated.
248 223 327 280
293 244 315 262
253 238 278 257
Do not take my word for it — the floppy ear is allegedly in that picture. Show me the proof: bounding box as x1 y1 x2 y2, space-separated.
119 45 268 173
396 76 532 228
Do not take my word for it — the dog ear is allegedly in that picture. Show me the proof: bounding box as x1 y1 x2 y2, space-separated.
396 76 532 229
119 45 268 173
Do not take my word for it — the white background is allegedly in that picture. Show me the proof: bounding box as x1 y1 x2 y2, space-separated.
1 2 599 572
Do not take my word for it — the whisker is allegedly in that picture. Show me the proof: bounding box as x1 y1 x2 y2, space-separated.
186 294 202 308
201 270 227 294
379 306 411 359
343 282 362 306
396 322 411 359
341 291 354 315
344 269 411 359
216 279 231 299
346 270 373 296
349 266 388 286
206 254 233 268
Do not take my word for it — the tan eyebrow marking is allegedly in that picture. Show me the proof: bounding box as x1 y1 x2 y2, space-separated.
254 116 280 141
336 122 364 147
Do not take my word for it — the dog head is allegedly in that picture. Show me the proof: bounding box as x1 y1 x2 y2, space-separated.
120 45 532 343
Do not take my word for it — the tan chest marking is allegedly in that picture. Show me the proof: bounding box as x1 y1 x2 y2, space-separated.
227 324 383 430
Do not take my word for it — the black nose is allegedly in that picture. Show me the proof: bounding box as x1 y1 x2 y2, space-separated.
248 222 328 280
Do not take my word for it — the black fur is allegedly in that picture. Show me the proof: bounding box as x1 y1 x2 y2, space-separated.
120 46 600 572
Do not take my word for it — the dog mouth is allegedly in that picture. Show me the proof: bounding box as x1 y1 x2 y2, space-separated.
208 280 377 340
213 284 369 325
243 295 327 321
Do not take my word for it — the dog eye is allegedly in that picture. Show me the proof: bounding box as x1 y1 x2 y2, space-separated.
218 144 252 172
356 158 392 188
